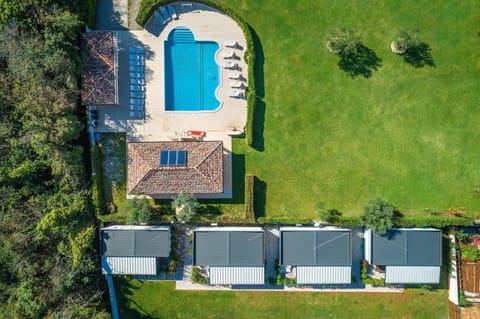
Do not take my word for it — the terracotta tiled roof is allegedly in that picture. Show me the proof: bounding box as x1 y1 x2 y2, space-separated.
127 141 224 195
81 31 117 105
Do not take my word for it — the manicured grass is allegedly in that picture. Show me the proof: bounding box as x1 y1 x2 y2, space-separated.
223 0 480 219
115 277 448 318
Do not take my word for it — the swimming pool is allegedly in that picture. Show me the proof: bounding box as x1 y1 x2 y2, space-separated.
164 27 220 111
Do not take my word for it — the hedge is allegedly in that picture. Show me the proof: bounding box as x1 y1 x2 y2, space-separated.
91 144 105 215
244 174 255 222
136 0 257 146
87 0 96 28
396 215 473 228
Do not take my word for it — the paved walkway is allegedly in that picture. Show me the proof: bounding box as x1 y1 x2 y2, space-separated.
96 0 128 30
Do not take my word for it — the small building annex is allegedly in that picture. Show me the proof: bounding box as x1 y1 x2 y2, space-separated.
101 225 171 275
280 227 352 284
364 228 442 284
193 227 265 285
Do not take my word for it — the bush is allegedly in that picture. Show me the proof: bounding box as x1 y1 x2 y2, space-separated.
91 144 105 215
244 174 255 222
361 197 400 235
136 1 257 147
191 266 209 284
457 229 470 243
461 246 479 262
86 0 96 28
393 30 421 53
172 192 199 223
122 197 154 224
397 215 473 228
319 208 342 224
326 28 362 55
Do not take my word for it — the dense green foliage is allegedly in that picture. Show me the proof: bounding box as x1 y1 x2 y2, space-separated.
92 144 106 215
326 28 362 54
172 192 199 223
136 0 258 146
0 1 108 318
122 197 154 224
361 197 399 234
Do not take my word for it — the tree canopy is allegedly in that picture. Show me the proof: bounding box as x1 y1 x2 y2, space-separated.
361 197 400 235
0 1 108 318
172 192 199 223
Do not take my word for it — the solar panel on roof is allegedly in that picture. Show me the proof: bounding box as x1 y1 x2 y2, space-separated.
160 150 187 166
160 150 169 165
168 150 177 165
177 150 186 165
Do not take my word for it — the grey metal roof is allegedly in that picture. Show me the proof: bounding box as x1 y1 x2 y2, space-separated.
101 227 170 257
371 229 442 266
194 230 264 266
280 229 352 266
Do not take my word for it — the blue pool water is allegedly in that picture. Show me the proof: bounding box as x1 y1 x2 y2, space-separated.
164 27 220 111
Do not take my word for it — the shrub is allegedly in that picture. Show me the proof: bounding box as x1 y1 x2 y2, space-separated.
191 266 209 284
456 229 471 243
319 208 342 224
168 259 177 275
86 0 96 28
361 197 400 235
461 246 479 262
122 197 154 224
244 174 255 222
397 215 473 228
172 192 199 223
91 144 105 215
326 28 362 55
393 30 421 53
459 289 471 307
135 1 257 147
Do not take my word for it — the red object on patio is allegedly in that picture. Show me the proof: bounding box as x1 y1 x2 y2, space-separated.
474 238 480 246
187 130 206 137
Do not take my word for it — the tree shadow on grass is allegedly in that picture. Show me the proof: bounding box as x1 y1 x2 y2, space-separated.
115 276 155 319
404 43 435 68
338 44 382 78
253 177 267 219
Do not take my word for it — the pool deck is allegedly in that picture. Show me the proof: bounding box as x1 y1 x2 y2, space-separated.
93 2 247 199
95 2 248 141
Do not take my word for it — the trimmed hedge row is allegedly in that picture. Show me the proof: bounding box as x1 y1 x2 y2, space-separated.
244 174 255 222
91 144 105 215
87 0 96 28
396 215 473 228
136 0 257 146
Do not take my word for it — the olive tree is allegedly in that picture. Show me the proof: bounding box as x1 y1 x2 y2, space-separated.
361 197 400 235
172 192 199 223
123 197 153 225
391 29 421 54
327 28 362 55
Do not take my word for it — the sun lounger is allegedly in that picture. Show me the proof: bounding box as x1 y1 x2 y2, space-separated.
129 47 144 54
230 81 243 88
130 91 145 99
129 59 144 66
223 61 236 69
224 40 238 48
130 104 144 111
130 85 145 92
129 53 143 60
129 65 143 72
228 71 241 79
228 89 242 98
130 111 144 119
221 50 235 59
154 11 166 24
131 78 145 86
130 72 144 79
160 7 172 21
130 98 144 106
167 4 178 19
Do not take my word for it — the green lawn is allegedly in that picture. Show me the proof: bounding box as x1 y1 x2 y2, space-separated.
226 0 480 219
115 277 447 319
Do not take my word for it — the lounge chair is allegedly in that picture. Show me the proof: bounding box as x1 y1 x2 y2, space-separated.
130 85 145 92
130 78 145 85
129 47 144 54
221 50 235 59
223 61 237 69
129 65 143 72
130 104 144 111
130 91 145 99
230 81 242 88
130 72 144 79
154 11 166 24
228 89 242 98
228 71 241 79
224 40 237 48
130 111 144 119
129 53 142 59
167 4 178 19
129 59 144 66
160 7 172 21
130 99 144 106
